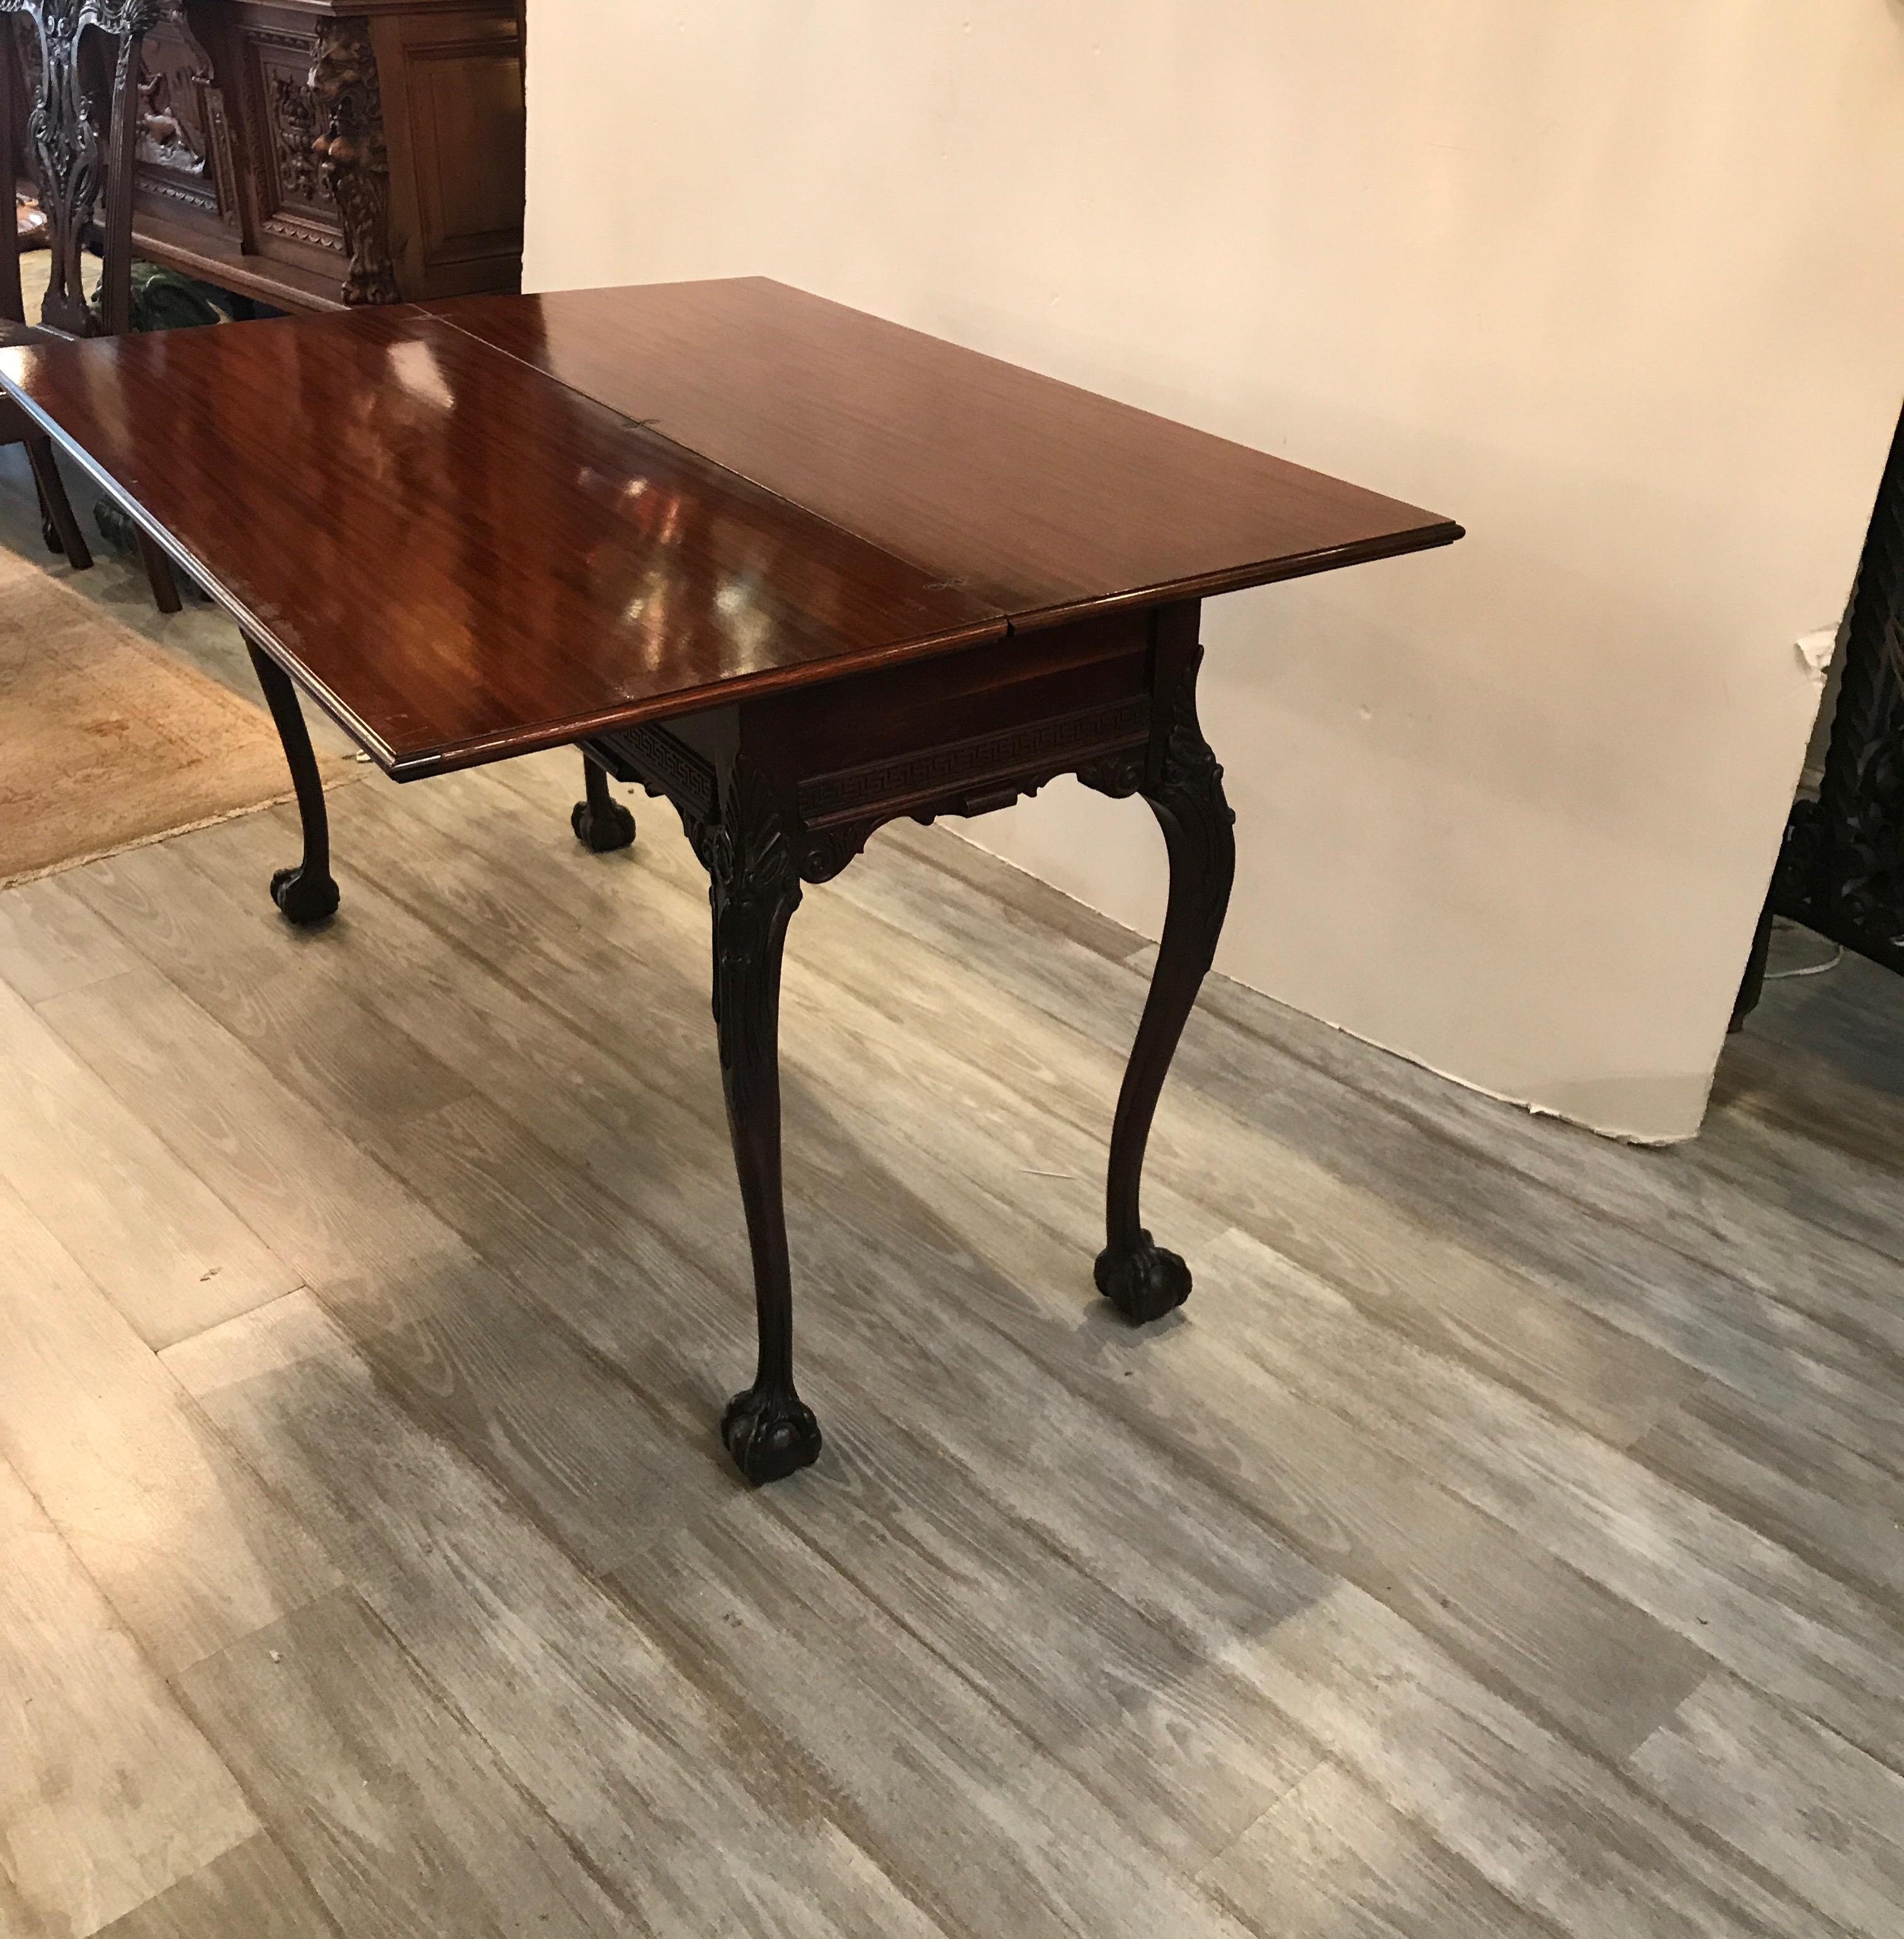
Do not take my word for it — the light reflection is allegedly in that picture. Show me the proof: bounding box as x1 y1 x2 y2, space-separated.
715 571 775 664
576 465 842 679
387 339 455 412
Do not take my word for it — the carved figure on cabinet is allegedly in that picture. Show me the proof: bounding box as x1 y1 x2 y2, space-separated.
308 17 398 303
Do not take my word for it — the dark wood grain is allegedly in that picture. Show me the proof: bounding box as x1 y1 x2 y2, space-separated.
1 280 1458 778
428 278 1463 624
0 304 1004 774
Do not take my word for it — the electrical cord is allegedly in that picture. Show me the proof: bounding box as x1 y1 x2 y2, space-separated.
1763 918 1844 981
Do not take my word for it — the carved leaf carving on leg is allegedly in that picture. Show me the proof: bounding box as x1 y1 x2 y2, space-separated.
689 757 822 1483
687 757 805 1062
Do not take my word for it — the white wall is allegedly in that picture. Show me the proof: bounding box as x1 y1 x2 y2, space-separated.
523 1 1904 1139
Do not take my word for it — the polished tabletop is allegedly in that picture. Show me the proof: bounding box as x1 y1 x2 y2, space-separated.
0 279 1460 777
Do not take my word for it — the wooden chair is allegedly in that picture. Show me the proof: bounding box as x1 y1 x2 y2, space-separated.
0 0 179 610
0 13 91 568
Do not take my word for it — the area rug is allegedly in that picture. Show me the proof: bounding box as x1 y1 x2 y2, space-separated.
0 547 348 888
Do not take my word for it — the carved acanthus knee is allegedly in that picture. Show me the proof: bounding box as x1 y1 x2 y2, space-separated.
687 756 822 1484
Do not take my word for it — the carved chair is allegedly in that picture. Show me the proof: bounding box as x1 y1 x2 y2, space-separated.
0 11 91 566
0 0 179 609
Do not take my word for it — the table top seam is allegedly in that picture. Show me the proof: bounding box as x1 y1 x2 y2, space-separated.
419 305 1011 636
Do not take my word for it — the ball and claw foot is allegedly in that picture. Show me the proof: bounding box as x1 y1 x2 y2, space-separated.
269 865 340 927
1095 1230 1193 1325
722 1384 823 1485
571 796 636 852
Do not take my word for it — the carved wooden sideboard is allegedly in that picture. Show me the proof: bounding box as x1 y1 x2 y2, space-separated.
126 0 522 310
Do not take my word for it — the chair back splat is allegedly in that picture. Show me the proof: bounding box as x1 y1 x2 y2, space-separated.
0 3 181 603
3 0 163 336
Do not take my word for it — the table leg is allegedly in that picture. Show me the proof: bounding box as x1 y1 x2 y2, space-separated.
245 637 341 926
694 756 823 1483
1086 647 1235 1321
571 752 637 851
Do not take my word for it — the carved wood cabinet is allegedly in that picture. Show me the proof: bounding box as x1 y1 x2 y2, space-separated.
130 0 522 311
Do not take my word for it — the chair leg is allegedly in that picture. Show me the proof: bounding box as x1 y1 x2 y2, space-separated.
23 437 93 570
136 528 183 613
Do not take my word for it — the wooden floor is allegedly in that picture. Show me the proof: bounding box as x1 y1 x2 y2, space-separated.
1 640 1901 1934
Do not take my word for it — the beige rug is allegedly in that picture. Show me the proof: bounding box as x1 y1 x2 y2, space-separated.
0 548 346 888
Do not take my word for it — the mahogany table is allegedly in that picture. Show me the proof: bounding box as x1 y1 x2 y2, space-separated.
0 280 1461 1483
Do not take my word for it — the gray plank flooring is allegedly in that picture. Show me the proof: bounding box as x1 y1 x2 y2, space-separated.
171 1588 628 1939
1 725 1900 1936
90 1836 339 1939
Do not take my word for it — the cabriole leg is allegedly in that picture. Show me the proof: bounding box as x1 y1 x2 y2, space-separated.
1087 644 1235 1322
245 637 340 926
572 753 636 851
694 757 822 1483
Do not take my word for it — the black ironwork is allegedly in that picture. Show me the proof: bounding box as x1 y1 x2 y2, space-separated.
1737 404 1904 1026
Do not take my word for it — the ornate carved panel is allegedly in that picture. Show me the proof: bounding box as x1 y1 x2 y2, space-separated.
26 0 524 313
268 61 315 198
132 13 235 225
586 722 718 822
241 23 343 256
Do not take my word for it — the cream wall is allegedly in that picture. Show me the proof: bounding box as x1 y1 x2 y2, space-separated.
523 1 1904 1140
